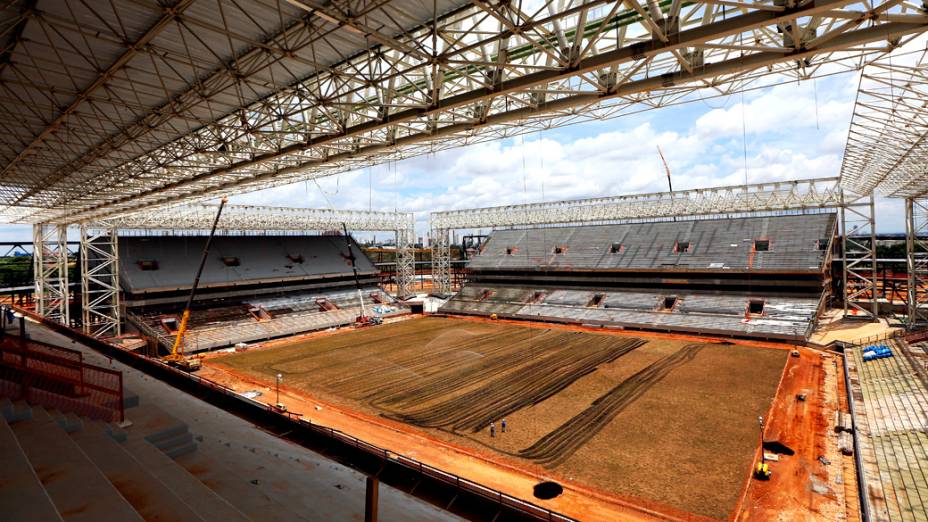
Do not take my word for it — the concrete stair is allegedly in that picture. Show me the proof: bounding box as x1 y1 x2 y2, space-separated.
122 436 251 522
145 422 198 459
70 421 205 522
1 397 33 423
0 395 251 522
0 414 62 522
9 406 143 521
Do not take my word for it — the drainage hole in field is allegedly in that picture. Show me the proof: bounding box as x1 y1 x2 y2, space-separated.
533 481 563 500
762 440 796 456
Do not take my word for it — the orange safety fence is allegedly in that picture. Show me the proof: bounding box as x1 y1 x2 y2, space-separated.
0 337 123 422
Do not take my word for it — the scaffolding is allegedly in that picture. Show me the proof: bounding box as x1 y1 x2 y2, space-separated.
906 199 928 327
79 226 121 338
841 44 928 326
430 177 845 295
32 224 69 325
840 190 879 319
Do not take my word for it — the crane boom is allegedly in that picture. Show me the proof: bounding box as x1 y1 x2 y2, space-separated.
164 197 227 370
657 145 676 222
657 145 673 194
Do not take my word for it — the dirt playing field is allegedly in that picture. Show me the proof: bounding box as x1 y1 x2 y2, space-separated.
210 317 788 520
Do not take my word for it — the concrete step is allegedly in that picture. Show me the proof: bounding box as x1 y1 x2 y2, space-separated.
127 403 199 459
49 410 84 434
122 437 251 522
11 406 143 522
149 429 199 459
104 422 129 443
123 388 140 410
71 420 205 522
1 398 33 423
149 429 193 451
144 423 189 447
0 414 62 521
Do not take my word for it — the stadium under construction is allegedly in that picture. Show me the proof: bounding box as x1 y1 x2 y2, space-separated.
2 0 928 521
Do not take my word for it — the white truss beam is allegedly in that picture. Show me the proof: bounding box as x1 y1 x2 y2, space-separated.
32 223 69 325
101 204 414 234
430 177 843 294
80 226 121 338
1 0 925 224
841 44 928 198
432 177 842 230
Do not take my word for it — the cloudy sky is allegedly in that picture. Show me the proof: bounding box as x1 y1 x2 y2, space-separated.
0 69 907 242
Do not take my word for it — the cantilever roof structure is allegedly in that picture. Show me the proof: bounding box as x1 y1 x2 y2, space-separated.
840 42 928 198
2 0 927 224
96 203 414 233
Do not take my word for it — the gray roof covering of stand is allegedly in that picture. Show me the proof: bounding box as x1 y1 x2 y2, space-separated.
468 213 836 273
118 235 375 294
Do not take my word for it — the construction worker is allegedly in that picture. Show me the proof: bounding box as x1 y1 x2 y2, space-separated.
489 422 496 438
501 418 507 433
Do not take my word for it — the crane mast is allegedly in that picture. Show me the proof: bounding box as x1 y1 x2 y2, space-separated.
163 197 228 371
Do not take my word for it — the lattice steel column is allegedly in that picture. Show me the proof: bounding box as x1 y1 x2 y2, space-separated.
80 225 121 337
905 199 928 328
32 223 70 325
395 216 415 299
431 228 452 295
841 190 878 319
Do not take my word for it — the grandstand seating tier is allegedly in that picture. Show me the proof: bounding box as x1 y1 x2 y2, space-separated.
468 213 835 273
132 286 405 352
441 285 820 340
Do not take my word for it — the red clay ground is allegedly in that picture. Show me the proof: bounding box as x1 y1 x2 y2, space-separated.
205 316 789 520
737 348 853 522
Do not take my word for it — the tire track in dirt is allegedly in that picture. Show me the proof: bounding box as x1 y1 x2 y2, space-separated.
382 337 646 432
518 343 705 468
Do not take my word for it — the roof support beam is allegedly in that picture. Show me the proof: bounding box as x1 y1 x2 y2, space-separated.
76 18 926 221
0 0 35 73
0 0 197 185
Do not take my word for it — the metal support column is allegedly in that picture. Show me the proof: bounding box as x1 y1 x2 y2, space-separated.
80 225 121 337
364 476 379 522
906 198 928 328
841 189 878 319
431 227 451 295
395 215 415 299
32 223 70 325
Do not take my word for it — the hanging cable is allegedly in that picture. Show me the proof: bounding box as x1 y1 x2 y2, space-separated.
739 22 749 188
741 90 749 187
521 135 529 205
812 78 821 131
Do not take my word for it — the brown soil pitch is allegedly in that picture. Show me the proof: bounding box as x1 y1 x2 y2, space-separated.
212 317 787 520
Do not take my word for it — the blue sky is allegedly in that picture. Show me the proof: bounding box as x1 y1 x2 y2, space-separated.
0 70 908 242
